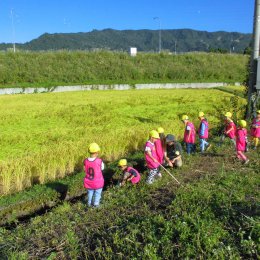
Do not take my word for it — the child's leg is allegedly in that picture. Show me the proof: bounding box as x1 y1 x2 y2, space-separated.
87 189 94 206
93 188 103 207
237 151 247 162
200 138 207 152
230 138 236 148
146 168 158 184
218 134 225 146
186 143 192 155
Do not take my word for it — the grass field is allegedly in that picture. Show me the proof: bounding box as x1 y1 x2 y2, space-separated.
0 88 246 195
0 146 259 259
0 51 249 88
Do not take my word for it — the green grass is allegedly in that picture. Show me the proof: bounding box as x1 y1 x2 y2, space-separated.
0 144 258 259
0 51 249 88
0 88 247 194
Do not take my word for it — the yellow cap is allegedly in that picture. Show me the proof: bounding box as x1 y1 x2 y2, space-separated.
257 110 260 114
88 143 100 153
225 112 232 118
118 159 127 167
238 120 247 128
149 130 160 139
182 115 189 121
157 127 164 134
175 151 180 156
198 112 204 117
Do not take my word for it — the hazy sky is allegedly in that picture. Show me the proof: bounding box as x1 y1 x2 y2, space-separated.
0 0 254 43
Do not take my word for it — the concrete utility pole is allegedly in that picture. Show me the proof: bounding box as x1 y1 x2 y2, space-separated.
247 0 260 118
10 9 16 53
153 17 162 53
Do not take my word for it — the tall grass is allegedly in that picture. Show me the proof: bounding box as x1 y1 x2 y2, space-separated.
0 51 249 87
0 89 246 195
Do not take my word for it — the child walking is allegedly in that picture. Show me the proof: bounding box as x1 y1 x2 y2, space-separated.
154 127 166 164
236 120 249 164
145 130 161 184
219 112 236 147
118 159 141 186
198 112 210 152
83 143 105 207
250 110 260 149
182 115 196 155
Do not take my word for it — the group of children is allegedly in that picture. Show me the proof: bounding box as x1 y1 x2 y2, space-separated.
83 110 260 207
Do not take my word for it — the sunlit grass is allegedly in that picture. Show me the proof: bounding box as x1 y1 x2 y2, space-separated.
0 89 246 194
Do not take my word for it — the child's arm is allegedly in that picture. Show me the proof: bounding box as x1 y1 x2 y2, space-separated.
146 150 159 163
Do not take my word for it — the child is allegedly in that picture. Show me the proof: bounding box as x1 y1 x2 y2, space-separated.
236 120 249 164
198 112 211 152
83 143 104 207
250 110 260 149
154 127 166 164
145 130 161 184
165 134 183 168
219 112 236 147
118 159 141 186
182 115 196 155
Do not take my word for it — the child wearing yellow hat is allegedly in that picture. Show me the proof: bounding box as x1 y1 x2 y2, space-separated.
83 143 105 207
236 120 249 164
118 159 141 186
250 110 260 149
145 130 161 184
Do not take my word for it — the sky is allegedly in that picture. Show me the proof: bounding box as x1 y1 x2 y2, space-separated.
0 0 255 43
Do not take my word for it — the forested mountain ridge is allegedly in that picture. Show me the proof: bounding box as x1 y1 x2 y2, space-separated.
0 28 251 53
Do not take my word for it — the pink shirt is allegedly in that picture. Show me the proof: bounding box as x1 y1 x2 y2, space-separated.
225 121 236 139
184 122 196 144
250 119 260 137
154 139 164 164
125 166 141 184
83 158 104 189
144 141 160 169
236 128 247 152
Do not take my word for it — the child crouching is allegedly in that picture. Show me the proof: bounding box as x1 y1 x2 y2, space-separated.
118 159 141 186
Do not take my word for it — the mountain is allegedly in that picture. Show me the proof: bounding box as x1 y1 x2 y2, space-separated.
0 29 252 53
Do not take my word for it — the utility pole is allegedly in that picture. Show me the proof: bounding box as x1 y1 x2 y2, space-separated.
247 0 260 119
153 17 161 53
10 9 16 53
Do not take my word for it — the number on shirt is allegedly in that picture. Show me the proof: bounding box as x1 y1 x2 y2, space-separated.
87 167 95 180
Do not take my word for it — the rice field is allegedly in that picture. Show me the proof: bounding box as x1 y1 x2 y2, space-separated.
0 88 246 195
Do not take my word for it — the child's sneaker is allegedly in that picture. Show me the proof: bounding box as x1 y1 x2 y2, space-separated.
244 159 249 165
156 172 162 178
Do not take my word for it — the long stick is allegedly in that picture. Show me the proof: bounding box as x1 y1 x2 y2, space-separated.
159 163 181 185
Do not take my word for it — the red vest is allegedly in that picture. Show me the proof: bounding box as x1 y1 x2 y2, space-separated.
225 121 236 139
83 158 104 189
126 167 141 184
144 141 160 169
198 119 209 139
184 122 196 144
154 139 164 164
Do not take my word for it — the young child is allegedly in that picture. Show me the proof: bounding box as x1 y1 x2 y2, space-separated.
118 159 141 186
145 130 161 184
165 134 183 168
182 115 196 155
236 120 249 164
250 110 260 149
198 112 211 152
219 112 236 147
83 143 105 207
154 127 166 164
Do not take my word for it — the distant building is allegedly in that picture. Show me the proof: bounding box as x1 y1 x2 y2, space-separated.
130 47 137 56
